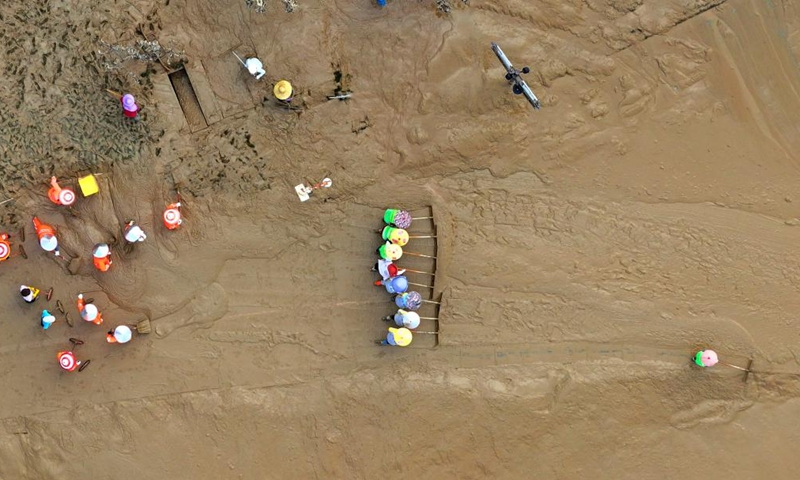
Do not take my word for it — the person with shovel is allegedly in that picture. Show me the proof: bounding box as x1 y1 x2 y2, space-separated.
107 325 132 344
232 51 266 80
384 309 420 329
77 294 103 325
246 58 266 80
378 327 413 347
692 348 754 377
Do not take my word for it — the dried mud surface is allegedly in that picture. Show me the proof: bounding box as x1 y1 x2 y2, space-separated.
2 0 800 478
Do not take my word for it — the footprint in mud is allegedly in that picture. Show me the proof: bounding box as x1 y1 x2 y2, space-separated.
155 231 180 264
153 282 228 338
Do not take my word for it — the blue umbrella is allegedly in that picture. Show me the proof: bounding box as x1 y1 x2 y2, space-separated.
385 276 408 294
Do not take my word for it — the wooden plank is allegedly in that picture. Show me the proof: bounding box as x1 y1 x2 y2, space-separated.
150 73 188 134
184 61 224 125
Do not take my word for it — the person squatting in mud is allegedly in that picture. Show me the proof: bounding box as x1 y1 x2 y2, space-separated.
20 285 40 303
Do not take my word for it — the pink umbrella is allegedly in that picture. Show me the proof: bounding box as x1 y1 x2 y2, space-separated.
700 349 718 367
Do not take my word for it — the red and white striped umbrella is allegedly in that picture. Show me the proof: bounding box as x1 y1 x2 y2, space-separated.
59 188 76 206
59 351 76 371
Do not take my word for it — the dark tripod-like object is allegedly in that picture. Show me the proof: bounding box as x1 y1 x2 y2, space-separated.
490 42 541 110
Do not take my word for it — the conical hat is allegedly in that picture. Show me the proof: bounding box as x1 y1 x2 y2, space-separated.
274 80 293 100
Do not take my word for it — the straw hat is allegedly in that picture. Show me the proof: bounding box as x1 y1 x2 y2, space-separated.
274 80 293 100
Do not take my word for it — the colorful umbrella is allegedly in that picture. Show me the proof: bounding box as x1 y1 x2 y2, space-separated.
393 210 412 229
395 291 422 310
697 349 718 367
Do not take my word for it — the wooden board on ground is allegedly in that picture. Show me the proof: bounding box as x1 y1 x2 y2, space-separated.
184 60 224 125
150 73 189 134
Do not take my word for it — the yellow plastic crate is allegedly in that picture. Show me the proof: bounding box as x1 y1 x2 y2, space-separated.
78 174 99 197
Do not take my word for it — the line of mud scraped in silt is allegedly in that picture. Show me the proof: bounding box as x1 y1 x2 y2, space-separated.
1 95 180 372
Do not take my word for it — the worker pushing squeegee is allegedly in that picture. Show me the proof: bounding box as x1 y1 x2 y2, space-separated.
233 51 266 80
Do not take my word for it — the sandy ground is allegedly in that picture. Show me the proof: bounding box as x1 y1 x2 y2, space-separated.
2 0 800 478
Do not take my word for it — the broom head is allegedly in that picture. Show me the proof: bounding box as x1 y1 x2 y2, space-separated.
136 318 151 334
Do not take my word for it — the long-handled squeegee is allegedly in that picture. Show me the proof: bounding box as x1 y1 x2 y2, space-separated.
491 42 541 110
232 51 247 68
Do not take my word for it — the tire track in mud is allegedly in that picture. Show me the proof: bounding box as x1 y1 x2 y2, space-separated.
611 0 729 53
